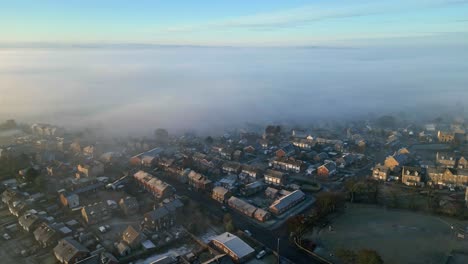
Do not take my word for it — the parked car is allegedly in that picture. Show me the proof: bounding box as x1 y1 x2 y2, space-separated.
244 230 252 236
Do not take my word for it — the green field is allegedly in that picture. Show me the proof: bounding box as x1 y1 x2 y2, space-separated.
310 204 468 264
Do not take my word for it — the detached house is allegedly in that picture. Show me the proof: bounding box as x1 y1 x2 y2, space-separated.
54 237 90 264
117 225 147 256
81 202 110 225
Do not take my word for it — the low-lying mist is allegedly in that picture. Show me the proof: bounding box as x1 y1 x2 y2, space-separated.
0 44 467 136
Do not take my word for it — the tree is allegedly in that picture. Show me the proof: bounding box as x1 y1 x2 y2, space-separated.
224 221 235 232
376 115 396 128
316 192 345 218
204 136 214 145
223 213 232 224
336 248 357 264
356 249 383 264
154 128 169 144
287 215 305 235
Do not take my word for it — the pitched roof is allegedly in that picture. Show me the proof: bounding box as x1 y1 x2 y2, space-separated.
54 237 89 263
269 190 305 212
264 169 285 179
145 207 170 221
211 232 254 259
122 225 145 245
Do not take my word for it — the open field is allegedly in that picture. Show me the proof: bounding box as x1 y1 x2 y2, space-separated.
310 204 468 264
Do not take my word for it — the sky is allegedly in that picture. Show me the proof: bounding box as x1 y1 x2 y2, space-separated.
0 1 467 135
1 0 468 46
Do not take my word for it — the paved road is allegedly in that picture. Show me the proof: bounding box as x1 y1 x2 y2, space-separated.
156 173 326 264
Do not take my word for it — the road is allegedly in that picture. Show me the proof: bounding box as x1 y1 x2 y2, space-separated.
156 173 327 264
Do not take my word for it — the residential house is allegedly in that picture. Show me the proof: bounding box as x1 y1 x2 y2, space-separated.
227 197 257 218
59 192 80 209
122 225 146 249
265 187 279 199
241 181 264 196
317 161 337 177
384 154 409 171
459 157 467 169
243 145 256 154
210 232 255 263
269 157 303 173
212 186 231 203
77 161 104 178
436 152 457 168
187 170 212 191
253 208 270 222
313 152 329 163
438 131 455 143
466 187 468 208
119 196 139 216
291 138 315 150
240 165 260 180
130 147 163 166
269 190 305 215
263 170 286 186
54 237 90 264
427 167 468 187
133 171 175 199
258 139 269 149
81 202 110 225
275 145 295 158
143 207 174 232
401 167 423 186
141 156 157 167
372 164 390 181
222 161 242 174
18 213 43 232
34 222 63 248
220 148 233 160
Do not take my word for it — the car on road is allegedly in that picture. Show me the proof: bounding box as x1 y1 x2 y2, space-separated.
221 206 228 212
244 230 252 236
256 250 267 259
3 233 11 240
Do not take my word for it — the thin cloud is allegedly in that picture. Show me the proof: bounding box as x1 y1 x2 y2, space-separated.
163 0 468 33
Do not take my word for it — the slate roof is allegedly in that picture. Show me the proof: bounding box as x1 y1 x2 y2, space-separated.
54 237 89 263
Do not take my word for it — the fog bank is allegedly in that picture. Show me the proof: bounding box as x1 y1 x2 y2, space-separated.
0 45 467 136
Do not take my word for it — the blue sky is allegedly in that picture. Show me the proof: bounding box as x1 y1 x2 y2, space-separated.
1 0 468 46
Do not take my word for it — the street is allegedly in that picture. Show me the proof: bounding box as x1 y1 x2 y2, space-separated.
156 173 327 264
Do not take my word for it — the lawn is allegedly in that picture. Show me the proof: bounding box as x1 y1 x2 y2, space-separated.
310 204 468 264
